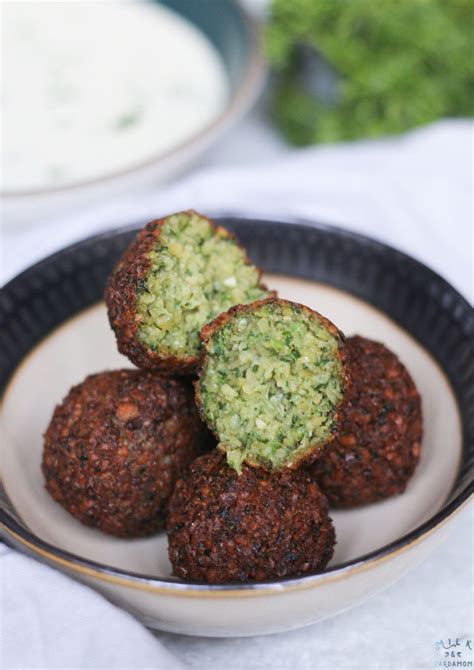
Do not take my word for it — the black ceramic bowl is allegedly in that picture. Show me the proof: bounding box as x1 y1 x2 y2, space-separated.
1 218 472 637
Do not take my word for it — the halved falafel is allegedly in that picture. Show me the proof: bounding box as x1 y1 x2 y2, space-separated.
105 211 272 374
42 369 209 537
167 450 335 583
196 298 348 472
309 336 422 507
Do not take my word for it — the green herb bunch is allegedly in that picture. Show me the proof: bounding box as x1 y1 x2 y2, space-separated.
266 0 474 144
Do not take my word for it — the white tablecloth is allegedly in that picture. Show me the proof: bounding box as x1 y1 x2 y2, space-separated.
1 111 473 669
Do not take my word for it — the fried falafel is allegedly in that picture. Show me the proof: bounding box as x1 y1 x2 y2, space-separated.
309 336 422 507
42 369 209 537
105 211 272 374
196 298 348 472
167 450 335 583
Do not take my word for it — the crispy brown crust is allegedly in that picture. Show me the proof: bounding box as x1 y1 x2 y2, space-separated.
167 450 335 583
105 211 272 375
42 369 210 537
309 336 423 507
195 298 349 471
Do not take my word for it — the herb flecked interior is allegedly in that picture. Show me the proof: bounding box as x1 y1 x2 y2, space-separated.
136 213 269 357
199 301 345 472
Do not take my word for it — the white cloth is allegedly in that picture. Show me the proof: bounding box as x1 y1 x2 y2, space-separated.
0 546 183 669
1 120 472 670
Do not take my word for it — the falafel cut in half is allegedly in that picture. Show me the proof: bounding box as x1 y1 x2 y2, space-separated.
309 336 422 507
196 298 348 472
42 369 209 537
105 211 271 374
167 450 336 583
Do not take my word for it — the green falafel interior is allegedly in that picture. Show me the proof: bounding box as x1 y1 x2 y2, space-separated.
136 212 269 358
198 299 346 472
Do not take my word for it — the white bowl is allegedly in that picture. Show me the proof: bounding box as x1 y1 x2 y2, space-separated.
1 220 472 636
1 2 265 229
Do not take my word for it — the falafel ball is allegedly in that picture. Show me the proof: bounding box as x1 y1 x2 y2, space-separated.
309 336 422 507
167 450 335 583
42 369 209 537
196 298 348 472
105 211 272 375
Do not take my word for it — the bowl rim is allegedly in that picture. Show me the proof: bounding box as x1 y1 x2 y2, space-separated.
1 217 473 597
1 490 471 598
1 1 265 199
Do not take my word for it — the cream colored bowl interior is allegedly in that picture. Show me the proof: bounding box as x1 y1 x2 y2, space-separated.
1 274 462 578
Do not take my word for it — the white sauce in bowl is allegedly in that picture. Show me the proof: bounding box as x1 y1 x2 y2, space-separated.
2 1 228 192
